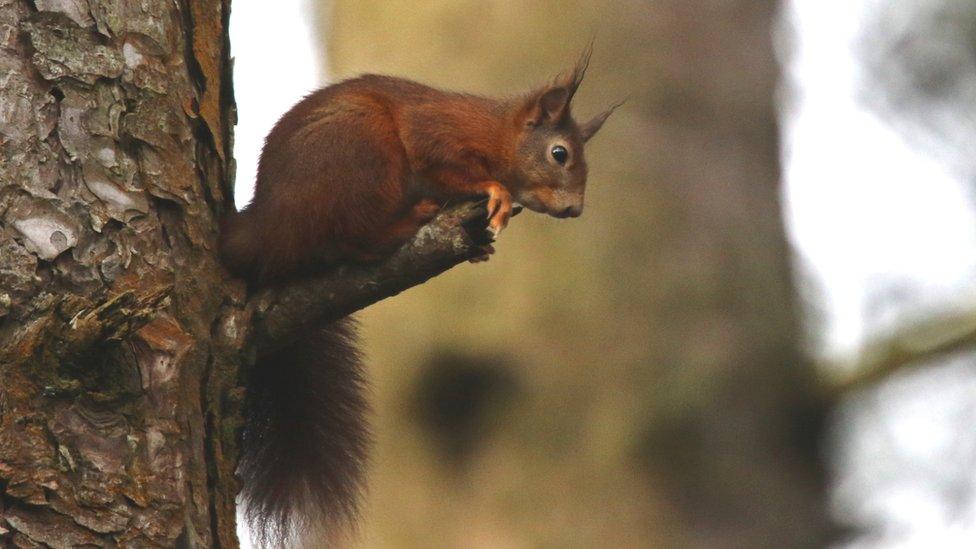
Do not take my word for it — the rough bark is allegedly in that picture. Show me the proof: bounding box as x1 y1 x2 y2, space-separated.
0 0 239 545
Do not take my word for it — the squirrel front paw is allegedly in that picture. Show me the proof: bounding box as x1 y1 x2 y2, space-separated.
485 184 513 237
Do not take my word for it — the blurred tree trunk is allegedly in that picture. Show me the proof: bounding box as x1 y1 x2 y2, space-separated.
0 1 240 546
636 2 830 546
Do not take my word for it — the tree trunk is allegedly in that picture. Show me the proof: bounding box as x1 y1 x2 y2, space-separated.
0 0 239 545
636 2 829 546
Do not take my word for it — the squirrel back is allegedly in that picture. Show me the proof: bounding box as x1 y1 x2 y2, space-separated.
222 48 615 546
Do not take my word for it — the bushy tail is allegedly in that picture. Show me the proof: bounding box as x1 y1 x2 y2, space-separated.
239 318 370 547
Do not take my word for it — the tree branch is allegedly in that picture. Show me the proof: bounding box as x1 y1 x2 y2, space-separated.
823 309 976 395
246 200 497 354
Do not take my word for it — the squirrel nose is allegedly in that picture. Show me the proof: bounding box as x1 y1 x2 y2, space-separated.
558 205 582 218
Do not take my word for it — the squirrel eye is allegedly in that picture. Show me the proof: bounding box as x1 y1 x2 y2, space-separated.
551 145 568 165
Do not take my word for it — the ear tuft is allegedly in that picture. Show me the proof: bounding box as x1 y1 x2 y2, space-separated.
562 42 593 105
580 98 625 142
523 44 595 127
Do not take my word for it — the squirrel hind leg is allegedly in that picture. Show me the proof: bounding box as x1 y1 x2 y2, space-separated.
352 198 442 260
219 210 258 279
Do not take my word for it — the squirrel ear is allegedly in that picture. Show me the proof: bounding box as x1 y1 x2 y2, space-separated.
561 42 592 105
525 45 594 126
528 42 596 126
536 87 570 124
580 100 623 142
523 86 570 126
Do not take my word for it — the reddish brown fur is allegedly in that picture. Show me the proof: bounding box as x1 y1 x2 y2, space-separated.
221 48 616 284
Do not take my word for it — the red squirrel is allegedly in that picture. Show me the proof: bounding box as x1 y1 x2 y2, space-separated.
220 48 615 545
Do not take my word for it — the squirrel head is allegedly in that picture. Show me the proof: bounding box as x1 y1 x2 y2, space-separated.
507 47 619 219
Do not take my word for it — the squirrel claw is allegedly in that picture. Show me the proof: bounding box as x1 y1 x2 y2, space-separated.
469 243 495 263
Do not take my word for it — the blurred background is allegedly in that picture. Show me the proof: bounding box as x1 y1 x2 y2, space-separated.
231 1 976 547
